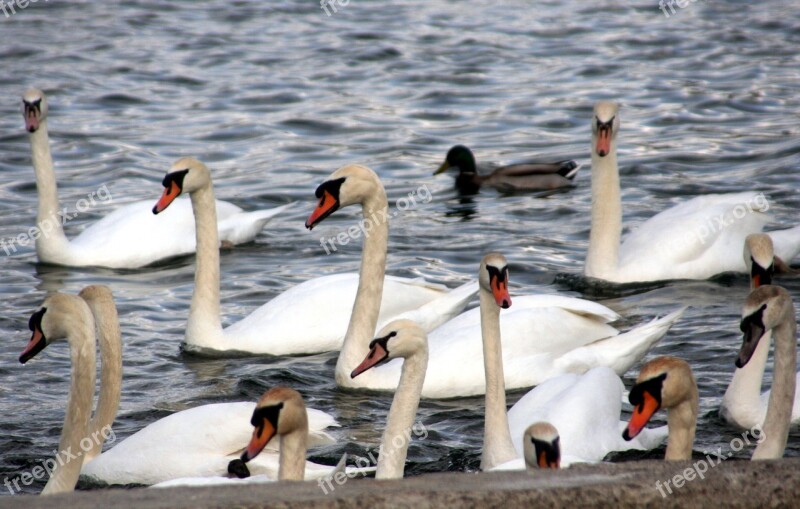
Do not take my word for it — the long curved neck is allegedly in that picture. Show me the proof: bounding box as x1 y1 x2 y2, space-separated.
479 289 517 470
29 119 70 257
585 142 621 279
724 331 771 414
278 427 308 481
665 389 698 461
43 313 97 495
187 184 224 345
753 313 797 459
81 294 122 463
335 189 389 385
376 349 427 479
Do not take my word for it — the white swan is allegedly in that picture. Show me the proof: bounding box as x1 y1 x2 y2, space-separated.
473 254 666 471
622 356 698 460
584 101 800 283
154 158 475 355
721 234 800 429
305 164 684 398
522 423 561 471
350 320 428 479
18 290 355 489
735 285 797 459
22 88 287 269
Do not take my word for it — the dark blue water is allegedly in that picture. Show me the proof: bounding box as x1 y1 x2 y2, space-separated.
1 0 799 495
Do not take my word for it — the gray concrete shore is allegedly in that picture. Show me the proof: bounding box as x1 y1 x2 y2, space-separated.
2 459 798 508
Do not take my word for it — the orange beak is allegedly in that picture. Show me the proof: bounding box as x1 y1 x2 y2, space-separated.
305 190 338 230
19 327 45 364
351 341 389 378
751 274 761 288
241 418 277 462
623 390 660 440
596 128 611 157
152 182 180 214
538 450 559 469
491 275 511 309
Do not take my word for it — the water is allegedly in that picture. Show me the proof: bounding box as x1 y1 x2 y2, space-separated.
1 0 799 495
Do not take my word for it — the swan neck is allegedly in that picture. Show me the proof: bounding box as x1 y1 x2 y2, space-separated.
335 191 389 385
278 428 308 481
665 390 698 461
723 331 771 419
43 311 97 495
585 146 621 279
187 184 223 343
82 295 122 463
376 348 427 479
479 289 517 470
29 120 69 255
752 316 797 459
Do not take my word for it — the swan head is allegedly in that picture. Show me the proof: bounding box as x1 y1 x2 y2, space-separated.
744 234 774 289
479 253 512 309
22 88 48 133
435 145 477 176
239 387 308 463
350 319 428 378
305 164 384 229
736 285 793 368
592 101 619 158
623 356 695 441
523 422 560 470
153 157 210 214
19 294 92 364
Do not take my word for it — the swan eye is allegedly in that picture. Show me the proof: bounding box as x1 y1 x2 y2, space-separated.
28 307 47 331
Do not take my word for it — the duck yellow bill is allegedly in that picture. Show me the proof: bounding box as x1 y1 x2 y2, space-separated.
624 391 659 440
242 419 277 462
350 342 389 378
434 160 450 175
153 182 180 214
305 190 337 229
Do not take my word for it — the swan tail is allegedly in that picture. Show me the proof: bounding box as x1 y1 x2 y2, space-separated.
219 202 295 244
554 307 686 375
768 224 800 265
388 280 478 332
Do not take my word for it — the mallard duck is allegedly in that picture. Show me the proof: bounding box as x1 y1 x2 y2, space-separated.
434 145 580 194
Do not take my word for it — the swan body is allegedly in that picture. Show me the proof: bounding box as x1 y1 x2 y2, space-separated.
721 234 800 429
349 294 684 398
435 145 580 194
80 402 341 486
473 253 666 471
157 158 473 355
22 89 287 269
306 165 681 398
585 101 800 283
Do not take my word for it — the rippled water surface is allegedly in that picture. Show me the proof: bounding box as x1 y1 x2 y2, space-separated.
1 0 799 495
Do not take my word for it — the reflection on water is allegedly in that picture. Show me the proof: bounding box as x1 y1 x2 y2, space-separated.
1 0 800 495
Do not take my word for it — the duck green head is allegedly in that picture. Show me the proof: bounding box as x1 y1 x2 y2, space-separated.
435 145 477 175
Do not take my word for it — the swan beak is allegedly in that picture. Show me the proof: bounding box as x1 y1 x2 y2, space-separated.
535 438 561 469
596 127 611 157
434 160 450 175
19 325 46 364
736 319 766 368
153 182 180 214
241 418 277 463
491 275 512 309
623 390 660 440
305 190 339 230
351 341 389 378
25 110 39 133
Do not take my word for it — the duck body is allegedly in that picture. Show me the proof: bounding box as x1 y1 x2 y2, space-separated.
436 145 579 194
